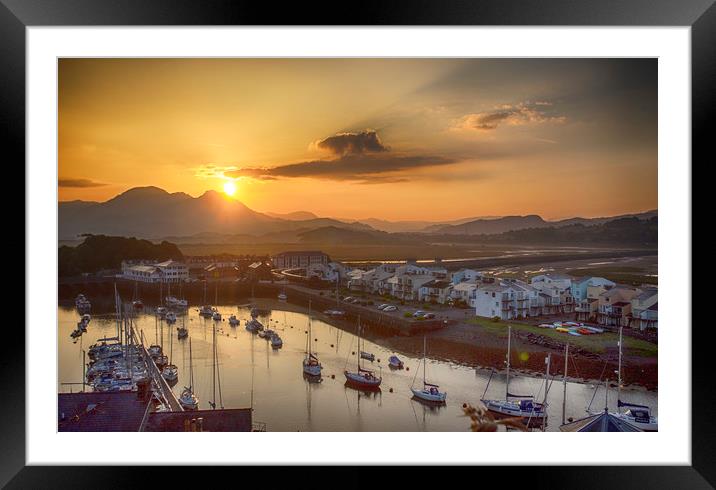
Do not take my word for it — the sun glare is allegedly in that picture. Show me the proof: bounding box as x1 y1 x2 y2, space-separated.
223 181 237 197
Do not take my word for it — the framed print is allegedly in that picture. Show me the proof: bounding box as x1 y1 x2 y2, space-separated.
3 0 709 487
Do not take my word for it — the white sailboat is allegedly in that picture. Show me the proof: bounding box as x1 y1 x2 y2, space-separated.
162 323 179 384
481 326 548 428
199 281 213 317
179 338 199 410
344 318 381 389
411 337 446 403
599 327 658 431
302 300 322 377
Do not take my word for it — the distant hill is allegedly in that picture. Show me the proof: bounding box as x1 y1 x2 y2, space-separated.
59 234 184 276
480 217 657 246
358 216 501 233
265 210 319 221
429 210 657 235
58 186 372 239
432 215 548 235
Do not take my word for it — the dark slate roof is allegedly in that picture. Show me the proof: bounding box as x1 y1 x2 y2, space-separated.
559 410 641 432
58 392 151 432
648 302 658 311
612 301 630 307
143 408 253 432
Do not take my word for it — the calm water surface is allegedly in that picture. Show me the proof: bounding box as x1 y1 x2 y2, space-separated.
58 305 657 432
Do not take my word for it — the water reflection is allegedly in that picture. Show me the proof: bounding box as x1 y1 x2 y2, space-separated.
58 304 657 432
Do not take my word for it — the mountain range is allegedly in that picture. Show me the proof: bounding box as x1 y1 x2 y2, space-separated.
58 186 656 241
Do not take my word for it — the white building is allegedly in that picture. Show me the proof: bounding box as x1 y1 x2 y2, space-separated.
271 251 329 269
418 280 453 304
122 259 188 283
451 269 483 285
451 281 478 307
631 288 658 330
475 280 538 320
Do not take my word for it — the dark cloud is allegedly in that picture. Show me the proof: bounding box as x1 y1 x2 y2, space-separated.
315 130 388 155
225 153 457 183
456 101 566 131
58 178 107 188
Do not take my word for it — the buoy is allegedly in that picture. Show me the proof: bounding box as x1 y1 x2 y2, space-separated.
314 338 318 342
352 351 355 355
389 387 393 393
377 359 380 363
406 367 410 371
331 374 335 379
330 344 334 348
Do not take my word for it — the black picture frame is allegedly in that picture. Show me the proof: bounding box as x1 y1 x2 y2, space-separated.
3 0 708 487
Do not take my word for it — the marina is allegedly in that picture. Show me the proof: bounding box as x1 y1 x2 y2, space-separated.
59 299 657 432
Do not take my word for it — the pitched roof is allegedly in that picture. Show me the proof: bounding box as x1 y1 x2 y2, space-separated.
420 279 452 289
58 392 151 432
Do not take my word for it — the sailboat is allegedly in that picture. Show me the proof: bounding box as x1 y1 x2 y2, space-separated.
411 337 446 403
302 300 322 377
132 282 143 310
179 337 199 410
162 323 179 384
211 284 222 321
481 326 548 428
344 318 381 389
597 327 658 431
228 314 240 326
208 323 224 409
177 312 188 339
199 281 214 317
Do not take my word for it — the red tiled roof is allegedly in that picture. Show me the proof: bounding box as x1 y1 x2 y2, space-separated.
58 392 151 432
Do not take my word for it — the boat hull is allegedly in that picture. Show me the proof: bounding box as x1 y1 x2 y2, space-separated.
344 371 382 388
303 361 322 377
411 388 446 403
481 399 548 428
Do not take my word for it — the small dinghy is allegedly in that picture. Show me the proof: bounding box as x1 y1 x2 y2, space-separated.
388 355 404 369
270 333 283 349
360 351 375 362
228 314 240 326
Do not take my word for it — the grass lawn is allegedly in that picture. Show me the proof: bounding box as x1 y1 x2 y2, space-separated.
466 316 657 358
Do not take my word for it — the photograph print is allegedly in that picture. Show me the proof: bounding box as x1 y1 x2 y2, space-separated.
57 58 658 433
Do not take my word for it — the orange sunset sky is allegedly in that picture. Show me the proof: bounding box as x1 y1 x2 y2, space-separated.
58 58 657 221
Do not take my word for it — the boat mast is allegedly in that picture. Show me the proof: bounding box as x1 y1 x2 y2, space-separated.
307 300 312 356
617 326 623 413
189 337 194 392
212 322 216 409
215 283 218 305
423 336 427 387
505 325 512 400
541 353 551 432
562 343 569 425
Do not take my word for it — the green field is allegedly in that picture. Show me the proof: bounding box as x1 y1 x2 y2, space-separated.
466 317 658 357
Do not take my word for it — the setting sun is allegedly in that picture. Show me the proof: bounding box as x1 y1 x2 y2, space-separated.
223 181 237 197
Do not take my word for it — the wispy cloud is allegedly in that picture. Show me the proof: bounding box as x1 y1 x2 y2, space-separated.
58 178 107 188
454 101 566 132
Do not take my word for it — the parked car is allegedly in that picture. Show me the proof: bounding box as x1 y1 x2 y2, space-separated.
382 305 398 312
413 310 427 318
343 296 354 302
377 304 390 310
423 312 436 319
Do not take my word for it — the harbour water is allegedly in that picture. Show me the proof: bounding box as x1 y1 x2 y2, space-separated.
58 305 657 432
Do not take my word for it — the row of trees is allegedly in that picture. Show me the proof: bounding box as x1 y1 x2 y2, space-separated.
59 235 184 277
